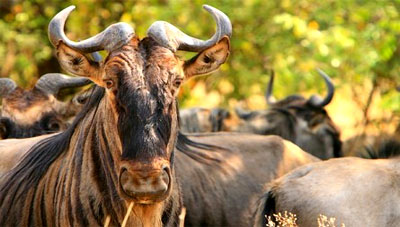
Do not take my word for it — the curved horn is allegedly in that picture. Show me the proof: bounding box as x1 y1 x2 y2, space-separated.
0 78 17 97
308 68 335 108
48 6 135 53
147 5 232 52
35 73 91 95
265 70 276 105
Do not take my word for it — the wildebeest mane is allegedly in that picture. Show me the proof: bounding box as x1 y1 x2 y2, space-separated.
176 104 226 164
0 85 104 213
360 139 400 159
176 132 226 164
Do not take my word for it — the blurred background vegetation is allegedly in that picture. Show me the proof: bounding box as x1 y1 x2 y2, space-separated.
0 0 399 139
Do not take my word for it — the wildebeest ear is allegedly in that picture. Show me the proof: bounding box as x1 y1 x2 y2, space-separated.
183 36 230 78
56 42 101 84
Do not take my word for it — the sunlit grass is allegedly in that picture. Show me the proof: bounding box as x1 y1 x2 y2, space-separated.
265 212 345 227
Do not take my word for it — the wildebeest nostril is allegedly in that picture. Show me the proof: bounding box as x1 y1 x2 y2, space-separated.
161 165 170 186
119 165 171 203
162 165 170 175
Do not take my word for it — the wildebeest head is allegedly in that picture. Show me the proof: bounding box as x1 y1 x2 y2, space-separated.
235 69 342 159
0 74 90 139
49 5 231 204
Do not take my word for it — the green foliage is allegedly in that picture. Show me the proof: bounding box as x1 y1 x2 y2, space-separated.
0 0 399 115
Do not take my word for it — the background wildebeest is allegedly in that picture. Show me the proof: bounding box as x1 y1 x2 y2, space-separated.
359 138 400 159
179 107 229 133
253 139 400 227
344 133 400 158
180 70 342 159
0 73 90 138
175 133 318 227
0 5 320 227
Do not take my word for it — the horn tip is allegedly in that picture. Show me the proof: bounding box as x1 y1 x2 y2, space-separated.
316 68 325 75
58 5 76 16
66 5 76 10
316 68 331 81
48 5 76 47
202 4 232 38
316 68 326 76
202 4 213 11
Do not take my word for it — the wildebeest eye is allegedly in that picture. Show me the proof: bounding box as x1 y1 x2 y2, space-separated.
173 78 183 87
104 79 114 89
77 96 88 105
203 55 212 64
41 115 64 132
48 121 61 131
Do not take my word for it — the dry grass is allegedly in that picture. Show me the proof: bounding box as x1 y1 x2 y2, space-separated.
317 214 345 227
266 211 298 227
103 215 111 227
179 207 187 227
121 202 134 227
266 212 345 227
103 202 134 227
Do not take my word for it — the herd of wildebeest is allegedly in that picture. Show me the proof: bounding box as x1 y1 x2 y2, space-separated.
0 4 398 227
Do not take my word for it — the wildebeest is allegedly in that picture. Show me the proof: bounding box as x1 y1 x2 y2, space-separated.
179 107 229 133
253 139 400 227
0 73 90 138
180 70 342 159
264 69 342 159
0 4 234 226
175 133 318 227
0 5 320 227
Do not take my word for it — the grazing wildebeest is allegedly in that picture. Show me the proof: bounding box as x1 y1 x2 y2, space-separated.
253 139 400 227
0 73 90 139
0 5 320 227
180 70 342 159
